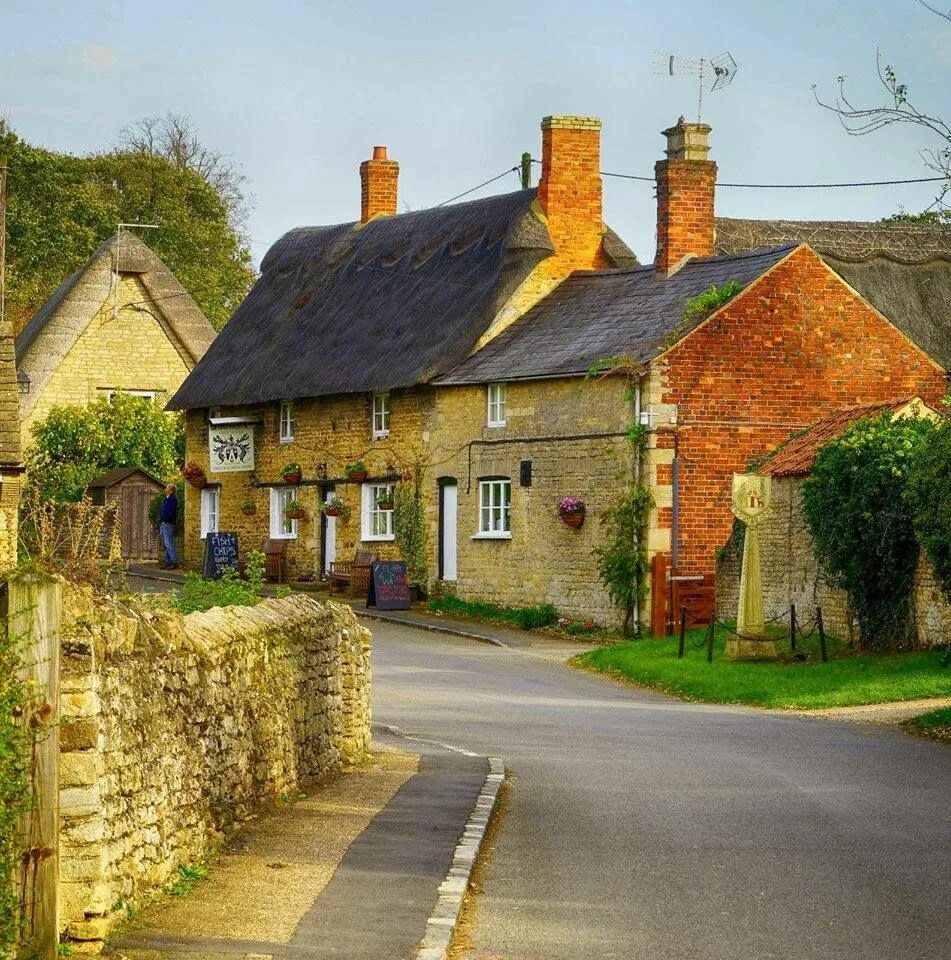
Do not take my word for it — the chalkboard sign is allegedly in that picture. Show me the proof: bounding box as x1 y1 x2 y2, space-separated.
366 560 411 610
202 532 240 579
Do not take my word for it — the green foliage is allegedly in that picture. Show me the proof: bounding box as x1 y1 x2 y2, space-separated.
574 627 950 709
26 393 184 502
345 461 366 475
905 416 951 602
163 863 209 897
802 414 935 650
681 280 743 325
149 481 185 533
427 594 559 630
0 120 253 332
880 208 951 225
905 706 951 743
280 463 302 477
394 467 428 591
0 627 29 952
322 497 350 519
171 549 266 614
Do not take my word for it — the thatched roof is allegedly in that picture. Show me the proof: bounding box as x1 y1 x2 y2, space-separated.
437 245 796 384
168 189 638 410
16 233 216 419
715 218 951 369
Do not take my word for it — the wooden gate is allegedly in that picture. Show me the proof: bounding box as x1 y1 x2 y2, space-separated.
650 554 715 636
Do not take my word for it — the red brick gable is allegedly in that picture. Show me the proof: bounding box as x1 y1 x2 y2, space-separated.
653 243 947 574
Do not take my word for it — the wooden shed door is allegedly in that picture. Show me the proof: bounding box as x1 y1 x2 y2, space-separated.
120 484 159 559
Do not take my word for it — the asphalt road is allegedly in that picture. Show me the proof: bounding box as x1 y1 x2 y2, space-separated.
371 623 951 960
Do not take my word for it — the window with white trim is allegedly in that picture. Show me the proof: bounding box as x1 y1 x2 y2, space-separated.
279 401 294 443
372 392 390 438
487 383 506 427
477 479 511 537
200 487 220 540
269 486 298 539
361 482 395 541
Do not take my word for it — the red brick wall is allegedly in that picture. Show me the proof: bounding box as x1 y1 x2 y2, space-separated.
654 158 716 272
658 245 947 574
359 151 399 222
537 116 607 272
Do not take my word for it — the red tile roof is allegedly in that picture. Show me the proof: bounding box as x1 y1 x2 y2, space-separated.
761 398 928 478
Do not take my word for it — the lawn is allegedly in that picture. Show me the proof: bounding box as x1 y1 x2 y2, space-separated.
905 706 951 743
573 625 951 709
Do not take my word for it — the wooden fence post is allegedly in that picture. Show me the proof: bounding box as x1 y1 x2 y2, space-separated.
7 571 62 960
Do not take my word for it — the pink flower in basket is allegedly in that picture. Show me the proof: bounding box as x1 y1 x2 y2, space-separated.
558 497 585 515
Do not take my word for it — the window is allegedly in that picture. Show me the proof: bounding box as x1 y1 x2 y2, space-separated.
104 389 156 403
372 392 390 438
487 383 506 427
269 486 298 539
200 487 220 540
361 483 395 541
279 401 294 443
476 479 511 537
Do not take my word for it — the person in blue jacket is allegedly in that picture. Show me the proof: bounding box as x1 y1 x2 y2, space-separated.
159 483 180 569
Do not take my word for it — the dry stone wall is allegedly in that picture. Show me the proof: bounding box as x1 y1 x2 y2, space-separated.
58 589 371 945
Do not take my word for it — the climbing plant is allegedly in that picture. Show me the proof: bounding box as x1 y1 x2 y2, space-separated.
802 413 935 650
588 360 654 636
905 411 951 601
394 465 428 594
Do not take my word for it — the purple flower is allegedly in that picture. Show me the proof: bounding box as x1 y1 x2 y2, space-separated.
559 496 585 514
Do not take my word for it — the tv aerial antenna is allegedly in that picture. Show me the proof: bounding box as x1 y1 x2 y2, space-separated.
654 52 738 123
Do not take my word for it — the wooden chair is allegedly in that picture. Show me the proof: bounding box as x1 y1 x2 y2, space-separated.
329 549 378 598
261 539 288 584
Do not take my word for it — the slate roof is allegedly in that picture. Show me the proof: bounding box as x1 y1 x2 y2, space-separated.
436 245 796 384
715 218 951 370
17 233 217 419
168 189 637 410
761 397 936 478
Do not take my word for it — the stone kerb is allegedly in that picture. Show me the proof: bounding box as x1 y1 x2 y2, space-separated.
57 587 371 949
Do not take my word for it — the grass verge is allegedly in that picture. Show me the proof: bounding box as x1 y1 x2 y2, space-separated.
904 706 951 743
427 595 558 630
573 625 950 709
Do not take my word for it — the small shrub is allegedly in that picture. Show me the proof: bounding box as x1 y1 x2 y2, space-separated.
394 466 427 591
172 549 266 613
681 280 744 324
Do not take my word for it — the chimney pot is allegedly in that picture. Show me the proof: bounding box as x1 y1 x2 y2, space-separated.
359 146 399 222
372 145 388 160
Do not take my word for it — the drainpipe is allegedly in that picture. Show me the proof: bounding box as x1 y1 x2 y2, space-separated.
633 377 642 637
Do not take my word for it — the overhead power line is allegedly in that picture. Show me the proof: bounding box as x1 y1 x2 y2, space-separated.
437 166 521 207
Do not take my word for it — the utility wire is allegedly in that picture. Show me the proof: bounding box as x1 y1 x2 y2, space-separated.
437 166 521 206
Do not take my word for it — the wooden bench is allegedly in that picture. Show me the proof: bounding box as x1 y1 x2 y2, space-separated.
261 538 288 584
329 549 378 598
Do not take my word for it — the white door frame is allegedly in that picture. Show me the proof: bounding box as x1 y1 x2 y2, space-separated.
323 486 336 576
440 479 458 582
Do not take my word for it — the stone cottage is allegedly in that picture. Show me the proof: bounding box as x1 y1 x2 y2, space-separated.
16 231 216 448
169 115 948 628
715 397 950 646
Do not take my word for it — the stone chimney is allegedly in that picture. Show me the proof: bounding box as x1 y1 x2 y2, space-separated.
654 118 717 273
536 115 605 271
359 146 399 223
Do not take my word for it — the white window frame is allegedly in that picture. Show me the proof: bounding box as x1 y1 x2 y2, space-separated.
487 383 507 427
104 388 157 403
361 482 395 541
269 486 299 539
372 392 390 439
474 478 511 539
199 487 220 540
279 401 295 443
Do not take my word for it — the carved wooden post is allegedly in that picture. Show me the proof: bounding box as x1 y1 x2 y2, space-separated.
7 571 62 960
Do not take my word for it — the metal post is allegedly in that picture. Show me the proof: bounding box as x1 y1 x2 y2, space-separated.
678 607 686 659
520 152 532 190
817 606 828 663
790 602 797 652
706 619 715 664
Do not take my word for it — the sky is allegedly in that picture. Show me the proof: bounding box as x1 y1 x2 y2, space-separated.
1 0 948 266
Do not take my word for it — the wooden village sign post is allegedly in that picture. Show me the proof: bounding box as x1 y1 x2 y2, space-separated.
727 473 776 660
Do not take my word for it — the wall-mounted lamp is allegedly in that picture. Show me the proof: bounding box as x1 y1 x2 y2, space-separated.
17 370 30 395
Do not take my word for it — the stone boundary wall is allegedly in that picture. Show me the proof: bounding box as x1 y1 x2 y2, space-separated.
58 589 371 945
715 475 951 647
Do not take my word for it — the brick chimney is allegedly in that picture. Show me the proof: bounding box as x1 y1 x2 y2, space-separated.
654 118 717 273
537 115 606 271
359 145 399 222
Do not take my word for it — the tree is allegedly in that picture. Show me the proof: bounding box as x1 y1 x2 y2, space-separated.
802 414 935 650
813 1 950 213
26 393 185 502
118 113 249 233
0 121 254 332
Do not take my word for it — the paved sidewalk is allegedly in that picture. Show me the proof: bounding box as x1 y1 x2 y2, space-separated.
110 730 488 960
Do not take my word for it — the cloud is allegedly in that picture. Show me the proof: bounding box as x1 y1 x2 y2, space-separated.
79 44 117 69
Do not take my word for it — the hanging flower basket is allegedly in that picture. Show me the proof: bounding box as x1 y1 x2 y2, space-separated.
322 497 350 520
377 499 395 511
281 463 303 485
345 460 368 483
285 499 307 521
241 500 257 516
182 462 207 489
558 496 586 529
324 507 344 517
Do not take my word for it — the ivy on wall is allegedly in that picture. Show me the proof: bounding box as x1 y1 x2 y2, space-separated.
394 465 428 594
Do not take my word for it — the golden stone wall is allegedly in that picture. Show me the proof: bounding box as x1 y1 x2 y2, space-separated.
21 275 194 447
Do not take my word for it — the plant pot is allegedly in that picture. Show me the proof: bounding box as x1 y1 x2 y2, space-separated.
285 509 307 521
241 506 257 517
282 471 302 485
348 470 368 483
377 501 395 511
186 475 207 489
324 507 343 518
560 511 585 529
